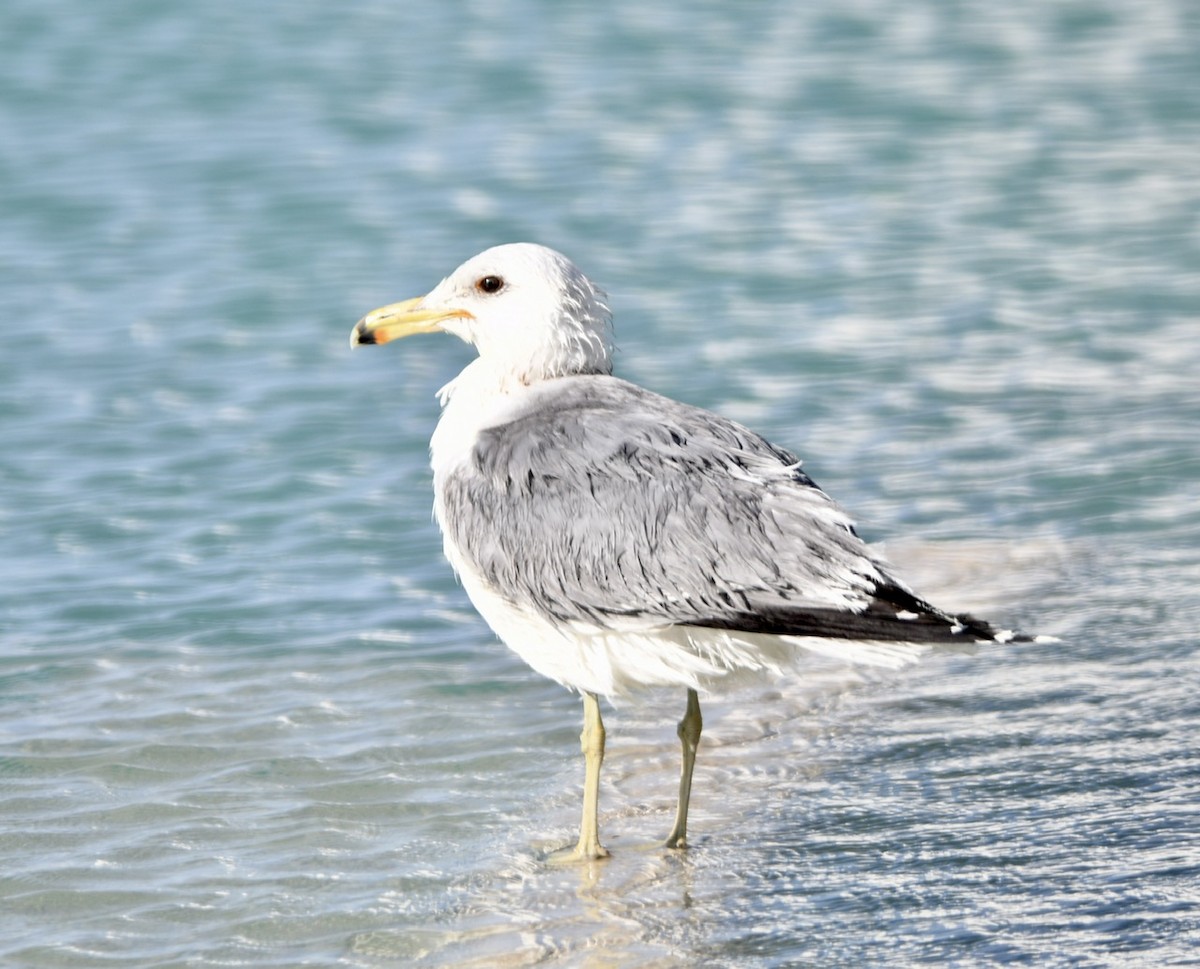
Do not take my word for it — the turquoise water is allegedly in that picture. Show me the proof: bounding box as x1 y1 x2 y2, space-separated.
3 1 1199 965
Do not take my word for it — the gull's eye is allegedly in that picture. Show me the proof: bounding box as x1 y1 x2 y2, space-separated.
476 275 505 294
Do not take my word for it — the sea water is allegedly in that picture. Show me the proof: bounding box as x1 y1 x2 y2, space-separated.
2 1 1198 965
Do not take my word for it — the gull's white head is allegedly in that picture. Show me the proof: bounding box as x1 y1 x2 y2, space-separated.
352 243 613 384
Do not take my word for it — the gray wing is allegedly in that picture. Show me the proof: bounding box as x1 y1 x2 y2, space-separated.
441 376 1009 645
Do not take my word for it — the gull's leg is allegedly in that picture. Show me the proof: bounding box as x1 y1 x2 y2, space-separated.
572 691 610 860
664 688 702 849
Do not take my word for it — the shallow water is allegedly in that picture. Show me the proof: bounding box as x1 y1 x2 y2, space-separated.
2 1 1199 965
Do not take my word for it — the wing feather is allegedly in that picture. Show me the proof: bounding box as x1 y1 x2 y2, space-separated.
440 377 1011 644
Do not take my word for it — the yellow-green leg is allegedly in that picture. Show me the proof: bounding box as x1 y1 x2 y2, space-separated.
570 691 610 860
664 688 702 849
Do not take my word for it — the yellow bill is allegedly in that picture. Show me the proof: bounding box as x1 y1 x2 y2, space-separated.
350 296 473 347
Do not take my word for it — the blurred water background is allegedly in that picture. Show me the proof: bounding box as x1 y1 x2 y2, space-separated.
2 1 1199 965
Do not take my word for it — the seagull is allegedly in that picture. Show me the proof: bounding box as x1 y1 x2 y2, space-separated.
352 242 1030 861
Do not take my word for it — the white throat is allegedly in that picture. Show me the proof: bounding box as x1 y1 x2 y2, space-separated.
429 358 533 482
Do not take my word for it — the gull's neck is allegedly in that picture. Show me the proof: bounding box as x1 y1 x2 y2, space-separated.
435 357 515 407
430 358 539 481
